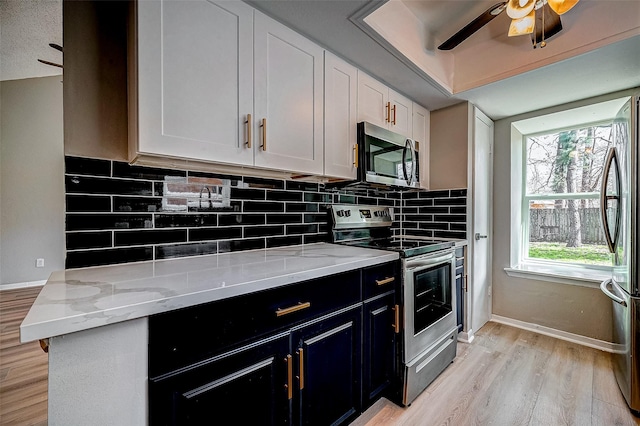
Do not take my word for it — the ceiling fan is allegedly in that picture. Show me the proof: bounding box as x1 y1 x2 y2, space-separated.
37 43 63 69
438 0 579 51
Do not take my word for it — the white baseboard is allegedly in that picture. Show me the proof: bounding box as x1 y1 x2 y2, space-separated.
457 329 475 343
0 280 46 291
491 314 616 353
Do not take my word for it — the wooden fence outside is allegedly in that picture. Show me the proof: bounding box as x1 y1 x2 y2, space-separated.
529 208 606 244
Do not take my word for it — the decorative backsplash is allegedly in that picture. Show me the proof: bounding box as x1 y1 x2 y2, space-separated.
64 156 467 269
399 189 467 240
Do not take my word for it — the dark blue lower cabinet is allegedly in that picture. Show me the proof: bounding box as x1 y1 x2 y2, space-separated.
363 292 396 409
292 308 362 426
149 335 290 425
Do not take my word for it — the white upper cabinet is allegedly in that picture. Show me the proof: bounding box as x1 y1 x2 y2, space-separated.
253 11 324 175
412 102 430 189
324 52 358 179
357 71 412 138
134 0 254 165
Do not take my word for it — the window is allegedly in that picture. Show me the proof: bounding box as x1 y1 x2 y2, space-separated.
523 123 614 268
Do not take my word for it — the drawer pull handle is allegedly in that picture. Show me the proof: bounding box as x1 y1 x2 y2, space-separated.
276 302 311 317
392 304 400 334
285 354 293 400
376 277 395 286
297 348 305 390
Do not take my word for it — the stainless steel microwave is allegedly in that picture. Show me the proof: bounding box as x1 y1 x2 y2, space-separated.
356 121 420 189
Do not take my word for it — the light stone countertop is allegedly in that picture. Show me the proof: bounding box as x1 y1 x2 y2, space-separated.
19 243 398 343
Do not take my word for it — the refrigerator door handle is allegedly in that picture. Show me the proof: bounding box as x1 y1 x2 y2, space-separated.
599 147 620 254
600 278 627 307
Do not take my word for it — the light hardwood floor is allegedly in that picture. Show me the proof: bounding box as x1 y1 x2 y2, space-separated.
1 288 639 426
353 321 640 426
0 287 47 426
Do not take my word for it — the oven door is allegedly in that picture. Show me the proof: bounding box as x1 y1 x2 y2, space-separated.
403 249 457 362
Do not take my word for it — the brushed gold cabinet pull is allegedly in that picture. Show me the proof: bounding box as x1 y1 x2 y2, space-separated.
298 348 305 390
376 277 395 286
386 102 391 122
245 114 252 149
353 144 359 168
392 304 400 334
260 118 267 151
276 301 311 317
285 354 293 400
392 104 397 125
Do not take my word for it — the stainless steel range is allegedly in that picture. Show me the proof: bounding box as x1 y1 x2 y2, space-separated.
329 204 458 406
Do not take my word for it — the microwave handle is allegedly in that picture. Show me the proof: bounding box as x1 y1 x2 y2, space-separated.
402 139 415 185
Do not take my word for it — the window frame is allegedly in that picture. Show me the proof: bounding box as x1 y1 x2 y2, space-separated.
506 120 614 287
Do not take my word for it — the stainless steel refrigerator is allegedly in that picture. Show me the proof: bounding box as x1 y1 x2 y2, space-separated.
600 95 640 413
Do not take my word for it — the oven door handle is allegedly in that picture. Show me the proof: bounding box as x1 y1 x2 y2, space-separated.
405 253 454 270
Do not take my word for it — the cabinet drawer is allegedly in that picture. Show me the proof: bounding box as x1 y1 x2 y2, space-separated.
455 247 464 258
149 270 361 377
363 262 399 300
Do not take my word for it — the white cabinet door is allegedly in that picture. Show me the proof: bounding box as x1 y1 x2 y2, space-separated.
136 0 254 165
324 52 358 179
412 102 430 189
253 11 324 175
389 90 412 138
357 71 388 128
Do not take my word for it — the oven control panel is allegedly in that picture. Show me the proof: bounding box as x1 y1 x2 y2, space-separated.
331 204 393 229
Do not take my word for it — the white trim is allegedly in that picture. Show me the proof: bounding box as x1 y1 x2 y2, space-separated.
504 265 608 288
491 314 616 353
457 329 474 343
0 280 46 291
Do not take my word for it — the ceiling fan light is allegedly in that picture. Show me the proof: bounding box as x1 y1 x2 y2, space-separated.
506 0 536 19
547 0 579 15
508 11 535 36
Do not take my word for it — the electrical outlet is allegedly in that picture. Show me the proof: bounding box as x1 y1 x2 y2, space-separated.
36 258 45 268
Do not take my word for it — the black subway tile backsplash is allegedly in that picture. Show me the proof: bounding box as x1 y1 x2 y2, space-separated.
66 231 112 250
67 175 153 196
66 247 153 269
64 156 468 268
65 156 111 177
66 195 111 212
114 229 187 246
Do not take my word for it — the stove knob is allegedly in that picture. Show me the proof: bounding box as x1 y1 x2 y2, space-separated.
345 210 351 217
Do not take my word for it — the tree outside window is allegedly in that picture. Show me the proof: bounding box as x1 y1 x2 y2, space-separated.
524 123 614 266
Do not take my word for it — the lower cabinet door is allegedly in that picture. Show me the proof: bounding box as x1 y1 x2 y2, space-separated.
363 292 396 408
149 335 290 426
292 307 362 426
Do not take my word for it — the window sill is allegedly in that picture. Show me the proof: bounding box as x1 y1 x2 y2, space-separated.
504 263 610 288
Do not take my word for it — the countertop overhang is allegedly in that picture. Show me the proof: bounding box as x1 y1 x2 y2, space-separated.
19 243 398 343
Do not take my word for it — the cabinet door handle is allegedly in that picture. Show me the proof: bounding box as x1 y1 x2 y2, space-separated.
260 118 267 151
245 114 252 149
276 301 311 317
386 102 391 123
464 275 468 292
392 304 400 334
353 144 358 168
376 277 395 286
285 354 293 400
392 104 396 125
297 348 305 390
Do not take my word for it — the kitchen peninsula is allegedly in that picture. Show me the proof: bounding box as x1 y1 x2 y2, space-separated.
20 243 399 425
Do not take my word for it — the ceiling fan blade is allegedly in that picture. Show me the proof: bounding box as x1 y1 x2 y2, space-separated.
49 43 63 52
438 2 507 51
38 59 63 68
531 3 562 47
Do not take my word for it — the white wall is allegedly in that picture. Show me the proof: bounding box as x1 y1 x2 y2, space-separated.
492 88 639 342
0 76 65 287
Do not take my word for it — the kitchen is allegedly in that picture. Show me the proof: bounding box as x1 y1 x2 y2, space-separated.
3 0 637 424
